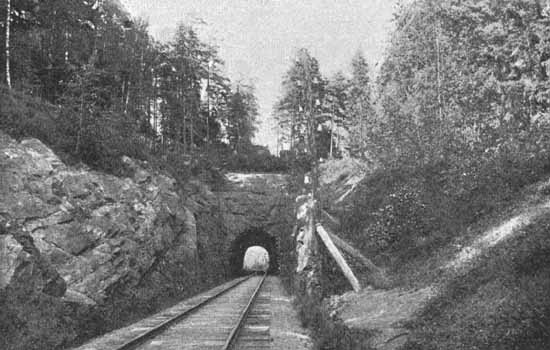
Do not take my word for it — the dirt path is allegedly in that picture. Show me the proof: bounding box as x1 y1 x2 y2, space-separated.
266 276 313 350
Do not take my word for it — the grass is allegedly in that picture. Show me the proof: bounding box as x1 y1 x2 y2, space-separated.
291 158 550 349
403 215 550 350
293 290 376 350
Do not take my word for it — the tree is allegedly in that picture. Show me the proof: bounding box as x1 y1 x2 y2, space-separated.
347 51 374 158
226 84 258 153
371 0 550 184
4 0 10 88
323 71 350 158
1 0 263 174
198 44 230 148
275 48 325 164
2 0 40 90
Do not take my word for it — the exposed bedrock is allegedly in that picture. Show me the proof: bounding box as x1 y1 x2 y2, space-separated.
0 133 227 350
0 133 200 304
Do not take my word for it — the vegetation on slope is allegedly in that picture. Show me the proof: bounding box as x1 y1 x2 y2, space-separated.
272 1 550 349
0 0 288 176
405 214 550 350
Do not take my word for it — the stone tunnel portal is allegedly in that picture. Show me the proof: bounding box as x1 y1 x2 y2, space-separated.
228 227 279 276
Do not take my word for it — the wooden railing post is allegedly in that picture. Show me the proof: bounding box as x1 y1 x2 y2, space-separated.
316 224 361 292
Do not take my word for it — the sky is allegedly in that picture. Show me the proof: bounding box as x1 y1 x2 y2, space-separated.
120 0 401 153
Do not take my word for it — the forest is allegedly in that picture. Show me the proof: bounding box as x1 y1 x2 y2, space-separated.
0 0 287 179
275 0 550 248
3 0 550 181
277 0 550 171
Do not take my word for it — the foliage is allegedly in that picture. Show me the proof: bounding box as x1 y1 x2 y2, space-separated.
1 84 147 174
374 0 550 169
274 49 375 160
361 181 431 252
274 48 326 168
346 51 375 158
335 0 550 272
225 84 259 153
223 144 289 172
1 0 285 175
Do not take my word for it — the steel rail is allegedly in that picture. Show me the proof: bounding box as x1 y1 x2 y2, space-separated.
222 272 268 350
112 274 255 350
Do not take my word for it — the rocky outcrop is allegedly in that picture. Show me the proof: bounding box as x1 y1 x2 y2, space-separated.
319 158 373 206
0 133 198 304
0 132 221 350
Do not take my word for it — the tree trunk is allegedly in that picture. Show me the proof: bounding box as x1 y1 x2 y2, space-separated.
151 71 156 151
359 103 364 155
5 0 11 88
121 79 126 112
290 112 295 152
276 126 280 155
189 81 195 149
435 23 443 120
75 80 84 155
190 108 194 149
64 28 69 64
124 81 131 115
206 66 210 149
182 99 187 154
329 107 334 158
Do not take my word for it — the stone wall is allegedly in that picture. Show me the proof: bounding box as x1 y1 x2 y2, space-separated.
216 172 293 273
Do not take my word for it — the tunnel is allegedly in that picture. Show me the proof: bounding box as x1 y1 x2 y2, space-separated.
228 227 279 276
243 246 269 271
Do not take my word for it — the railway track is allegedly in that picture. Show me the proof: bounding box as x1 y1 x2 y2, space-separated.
74 273 270 350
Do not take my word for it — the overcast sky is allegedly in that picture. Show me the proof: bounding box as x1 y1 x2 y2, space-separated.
120 0 401 153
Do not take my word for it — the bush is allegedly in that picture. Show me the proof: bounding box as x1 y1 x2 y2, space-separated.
223 144 290 173
0 87 227 186
339 146 550 283
0 86 150 175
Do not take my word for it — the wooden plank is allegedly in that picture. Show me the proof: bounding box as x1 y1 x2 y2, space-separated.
326 229 391 289
316 224 361 292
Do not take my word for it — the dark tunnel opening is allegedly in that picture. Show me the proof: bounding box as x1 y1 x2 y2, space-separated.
228 227 279 276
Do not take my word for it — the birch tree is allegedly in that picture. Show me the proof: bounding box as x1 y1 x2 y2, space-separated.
4 0 10 88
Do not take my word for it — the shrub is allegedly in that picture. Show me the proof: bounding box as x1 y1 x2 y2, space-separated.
0 86 149 175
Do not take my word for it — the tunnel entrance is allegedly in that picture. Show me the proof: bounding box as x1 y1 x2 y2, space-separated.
243 246 270 271
228 227 279 276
